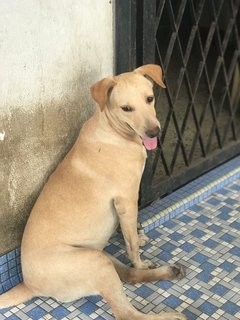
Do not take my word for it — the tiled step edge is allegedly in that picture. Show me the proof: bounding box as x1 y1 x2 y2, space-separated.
138 160 240 233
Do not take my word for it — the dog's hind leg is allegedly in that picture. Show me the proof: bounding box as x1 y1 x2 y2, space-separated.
53 248 186 320
0 283 34 309
105 253 186 284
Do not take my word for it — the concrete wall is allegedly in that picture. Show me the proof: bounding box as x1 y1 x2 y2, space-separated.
0 0 114 255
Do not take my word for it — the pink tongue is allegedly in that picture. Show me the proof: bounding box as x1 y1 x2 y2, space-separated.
142 137 157 150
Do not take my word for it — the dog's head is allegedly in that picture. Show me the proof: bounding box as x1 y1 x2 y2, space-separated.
90 64 166 150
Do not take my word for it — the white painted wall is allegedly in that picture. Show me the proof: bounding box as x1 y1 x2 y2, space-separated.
0 0 114 111
0 0 114 254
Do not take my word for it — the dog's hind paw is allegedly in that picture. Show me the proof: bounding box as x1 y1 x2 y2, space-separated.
169 263 186 280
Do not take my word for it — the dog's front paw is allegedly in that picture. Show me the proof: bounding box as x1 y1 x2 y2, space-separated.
138 233 150 247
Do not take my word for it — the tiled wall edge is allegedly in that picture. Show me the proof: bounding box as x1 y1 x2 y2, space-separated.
139 166 240 233
0 248 22 295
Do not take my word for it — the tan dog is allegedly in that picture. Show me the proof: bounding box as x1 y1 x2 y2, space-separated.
0 65 187 320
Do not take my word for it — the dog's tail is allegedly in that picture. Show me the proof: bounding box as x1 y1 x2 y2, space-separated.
0 283 34 309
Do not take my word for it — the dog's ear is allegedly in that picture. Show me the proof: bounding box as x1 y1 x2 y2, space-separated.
135 64 166 88
90 77 117 111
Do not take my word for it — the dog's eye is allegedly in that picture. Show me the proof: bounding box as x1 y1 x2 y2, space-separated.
146 96 154 104
121 105 133 112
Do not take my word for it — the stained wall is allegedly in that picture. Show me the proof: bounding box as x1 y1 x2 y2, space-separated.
0 0 114 255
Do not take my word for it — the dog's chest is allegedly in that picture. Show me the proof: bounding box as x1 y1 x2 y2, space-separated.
103 143 146 177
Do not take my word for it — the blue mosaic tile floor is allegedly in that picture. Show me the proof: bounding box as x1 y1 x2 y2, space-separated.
1 165 240 319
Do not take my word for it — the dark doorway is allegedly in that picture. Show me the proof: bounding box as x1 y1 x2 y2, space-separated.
116 0 240 207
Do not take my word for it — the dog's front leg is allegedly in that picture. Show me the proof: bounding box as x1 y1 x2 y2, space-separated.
114 196 154 269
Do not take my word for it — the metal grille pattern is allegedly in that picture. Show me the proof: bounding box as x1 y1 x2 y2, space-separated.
116 0 240 207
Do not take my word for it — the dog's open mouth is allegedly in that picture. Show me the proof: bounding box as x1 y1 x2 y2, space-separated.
124 122 158 150
142 137 157 150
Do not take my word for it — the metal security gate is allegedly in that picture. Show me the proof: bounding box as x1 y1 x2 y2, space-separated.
115 0 240 208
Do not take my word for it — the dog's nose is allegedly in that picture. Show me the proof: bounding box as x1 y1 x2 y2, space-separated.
145 126 161 138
